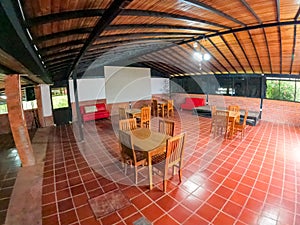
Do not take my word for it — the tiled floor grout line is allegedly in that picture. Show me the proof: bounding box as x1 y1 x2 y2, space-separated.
181 123 261 224
235 122 277 224
208 121 271 224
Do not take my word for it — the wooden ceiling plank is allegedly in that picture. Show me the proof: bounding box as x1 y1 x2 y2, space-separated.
289 25 297 74
220 35 246 73
207 37 238 73
247 30 263 74
262 28 273 74
239 0 262 23
67 0 134 78
182 0 245 26
233 32 254 73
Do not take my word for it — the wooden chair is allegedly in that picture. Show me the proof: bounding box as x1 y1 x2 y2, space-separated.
119 107 127 120
213 110 230 139
152 133 186 192
119 130 147 184
210 105 217 133
235 109 248 138
158 119 175 137
151 99 158 117
165 100 174 117
136 106 151 128
228 105 240 122
119 118 137 131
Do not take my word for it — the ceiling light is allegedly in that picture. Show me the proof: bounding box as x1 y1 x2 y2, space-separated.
193 42 198 48
194 52 203 61
203 53 210 61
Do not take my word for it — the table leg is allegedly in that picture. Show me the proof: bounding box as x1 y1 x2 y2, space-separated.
148 153 153 190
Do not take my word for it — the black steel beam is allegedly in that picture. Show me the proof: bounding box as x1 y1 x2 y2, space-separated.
207 37 238 73
36 28 93 42
28 9 229 29
239 0 262 23
262 28 272 73
39 40 85 54
220 35 245 73
247 30 263 73
107 24 217 33
183 0 245 26
275 0 280 21
290 25 297 74
67 0 134 78
233 33 254 73
295 7 300 20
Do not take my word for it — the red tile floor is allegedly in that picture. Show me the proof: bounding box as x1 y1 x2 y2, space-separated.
40 111 300 225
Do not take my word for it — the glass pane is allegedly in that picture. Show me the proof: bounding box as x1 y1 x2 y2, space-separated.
279 81 295 101
296 82 300 102
266 80 280 99
51 87 69 109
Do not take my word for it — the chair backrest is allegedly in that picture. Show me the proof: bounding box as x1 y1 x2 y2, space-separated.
167 100 173 110
211 105 216 117
119 130 136 162
166 133 186 169
242 109 248 126
158 119 175 136
119 107 127 120
119 118 137 131
141 106 151 121
228 105 240 112
215 110 229 127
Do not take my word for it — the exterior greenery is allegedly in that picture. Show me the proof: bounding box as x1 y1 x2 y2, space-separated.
266 79 300 102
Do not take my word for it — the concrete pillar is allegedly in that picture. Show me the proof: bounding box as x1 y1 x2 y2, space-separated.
4 74 35 166
34 85 45 127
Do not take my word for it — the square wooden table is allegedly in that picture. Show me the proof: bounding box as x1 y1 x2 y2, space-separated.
125 128 170 189
125 108 141 118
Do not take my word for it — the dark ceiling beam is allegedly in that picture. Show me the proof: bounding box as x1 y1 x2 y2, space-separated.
232 33 254 73
294 7 300 20
247 30 263 73
36 28 92 42
35 25 212 43
28 9 229 29
207 37 238 73
220 35 245 73
289 25 297 74
239 0 262 23
182 0 245 26
141 59 180 75
45 54 77 64
141 61 173 76
107 24 217 33
96 32 197 41
67 0 134 78
47 59 74 69
275 0 280 21
27 9 105 26
278 27 282 74
181 20 300 45
262 28 272 73
39 40 84 54
44 48 81 60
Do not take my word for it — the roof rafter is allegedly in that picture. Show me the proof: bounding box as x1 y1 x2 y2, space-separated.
182 0 245 26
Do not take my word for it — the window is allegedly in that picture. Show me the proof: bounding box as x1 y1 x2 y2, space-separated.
266 78 300 102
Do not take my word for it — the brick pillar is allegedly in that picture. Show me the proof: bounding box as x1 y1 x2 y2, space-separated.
34 85 45 127
4 74 35 167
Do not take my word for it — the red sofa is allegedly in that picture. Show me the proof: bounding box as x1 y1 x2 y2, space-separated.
80 103 110 122
180 97 205 110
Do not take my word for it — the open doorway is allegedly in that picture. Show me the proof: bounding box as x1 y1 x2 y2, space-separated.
51 86 72 125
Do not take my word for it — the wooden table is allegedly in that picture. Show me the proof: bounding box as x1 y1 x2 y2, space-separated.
125 108 141 118
125 128 170 189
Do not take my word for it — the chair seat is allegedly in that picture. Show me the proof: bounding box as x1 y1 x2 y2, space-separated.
152 152 166 165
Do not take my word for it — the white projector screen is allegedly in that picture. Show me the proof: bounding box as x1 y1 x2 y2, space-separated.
104 66 152 104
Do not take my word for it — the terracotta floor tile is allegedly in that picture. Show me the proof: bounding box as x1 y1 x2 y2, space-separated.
156 195 178 212
42 214 59 225
168 204 193 224
76 204 94 221
196 203 219 222
212 212 235 225
100 212 122 225
58 198 74 212
153 214 180 225
181 194 203 211
59 209 78 225
141 203 165 222
131 193 152 210
183 214 208 225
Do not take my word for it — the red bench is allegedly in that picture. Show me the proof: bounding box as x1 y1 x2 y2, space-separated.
80 103 110 122
180 98 205 110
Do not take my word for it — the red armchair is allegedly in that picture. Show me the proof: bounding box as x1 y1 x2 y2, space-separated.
80 103 110 122
180 98 205 110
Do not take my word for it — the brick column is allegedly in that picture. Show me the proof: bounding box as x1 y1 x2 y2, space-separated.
4 74 35 166
34 85 45 127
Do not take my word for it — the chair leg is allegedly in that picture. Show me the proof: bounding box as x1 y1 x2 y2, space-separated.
178 169 182 183
163 171 168 192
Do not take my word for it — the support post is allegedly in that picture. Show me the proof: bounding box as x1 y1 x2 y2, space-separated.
73 70 84 141
4 74 35 166
259 74 266 119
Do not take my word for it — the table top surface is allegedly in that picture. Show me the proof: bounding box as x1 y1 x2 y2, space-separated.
125 108 141 114
125 128 170 152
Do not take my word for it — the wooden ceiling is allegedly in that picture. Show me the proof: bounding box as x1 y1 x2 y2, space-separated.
1 0 300 84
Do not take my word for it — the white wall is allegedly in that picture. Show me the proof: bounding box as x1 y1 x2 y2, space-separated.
69 78 106 102
69 77 169 102
151 78 169 94
40 84 52 116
